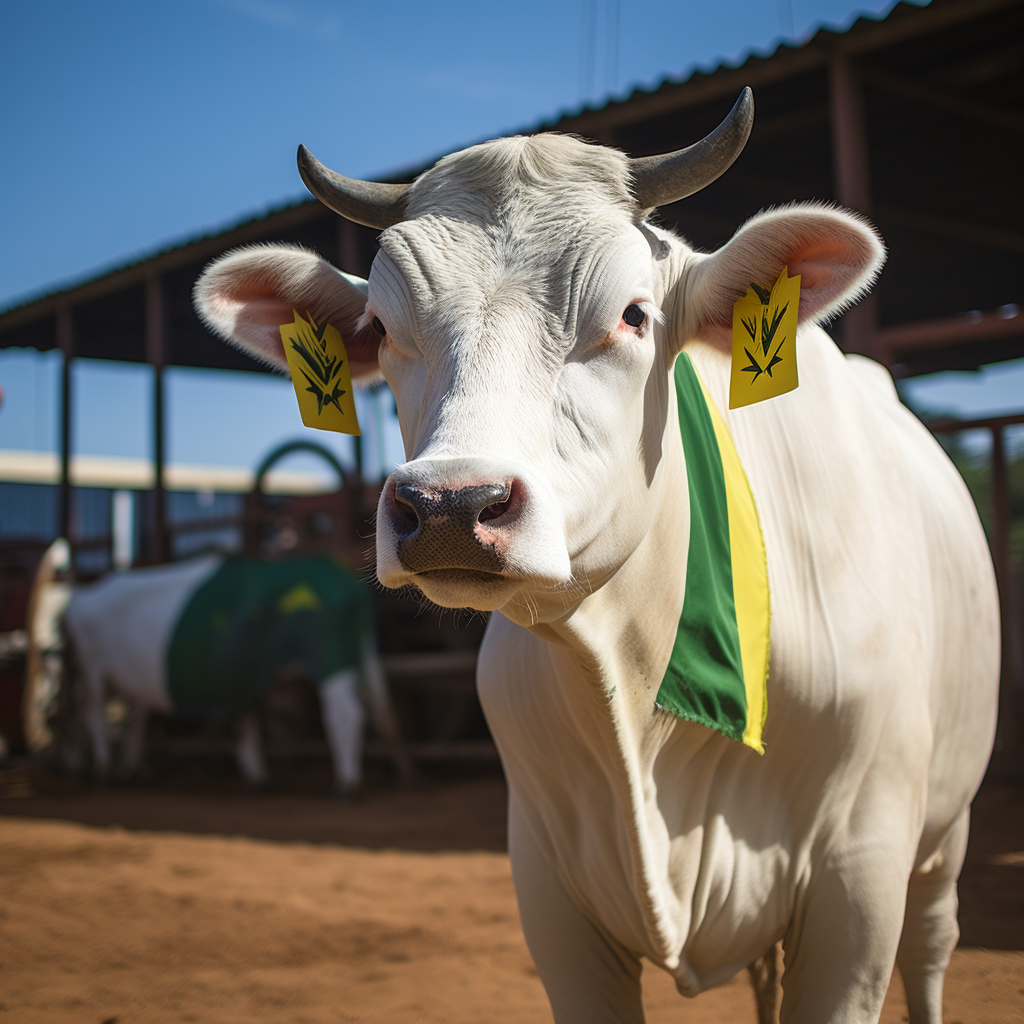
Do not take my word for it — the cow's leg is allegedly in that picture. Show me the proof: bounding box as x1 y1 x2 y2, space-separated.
234 710 269 788
895 810 969 1024
113 700 148 782
509 799 645 1024
57 647 86 774
780 848 910 1024
319 669 365 797
747 942 782 1024
361 641 415 784
81 670 112 780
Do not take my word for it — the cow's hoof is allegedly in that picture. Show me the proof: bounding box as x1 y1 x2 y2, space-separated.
334 785 362 802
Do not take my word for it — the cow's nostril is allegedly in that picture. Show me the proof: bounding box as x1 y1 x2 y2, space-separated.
478 480 517 525
392 484 422 534
479 498 511 523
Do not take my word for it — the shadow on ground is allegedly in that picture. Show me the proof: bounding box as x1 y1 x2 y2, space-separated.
0 760 509 851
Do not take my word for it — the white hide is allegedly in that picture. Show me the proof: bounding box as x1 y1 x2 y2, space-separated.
61 556 396 790
193 132 998 1024
65 556 221 716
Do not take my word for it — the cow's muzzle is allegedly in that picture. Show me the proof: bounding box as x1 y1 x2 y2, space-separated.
386 479 520 574
375 457 571 607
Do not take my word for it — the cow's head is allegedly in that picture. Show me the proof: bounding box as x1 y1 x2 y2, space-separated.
195 90 883 622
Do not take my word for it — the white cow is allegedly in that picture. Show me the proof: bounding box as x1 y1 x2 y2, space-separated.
194 90 999 1023
61 555 411 794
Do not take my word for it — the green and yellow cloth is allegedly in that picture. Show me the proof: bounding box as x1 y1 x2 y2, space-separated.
166 556 372 721
656 353 770 754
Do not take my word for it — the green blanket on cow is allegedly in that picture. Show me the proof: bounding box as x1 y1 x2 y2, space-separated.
166 556 372 721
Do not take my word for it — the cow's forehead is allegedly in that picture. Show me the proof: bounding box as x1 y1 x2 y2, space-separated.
370 135 650 339
372 214 656 357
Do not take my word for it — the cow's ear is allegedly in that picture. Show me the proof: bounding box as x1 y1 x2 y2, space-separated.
678 204 885 345
193 244 381 382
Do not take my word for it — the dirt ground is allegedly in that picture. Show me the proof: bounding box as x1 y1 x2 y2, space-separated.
1 763 1022 1024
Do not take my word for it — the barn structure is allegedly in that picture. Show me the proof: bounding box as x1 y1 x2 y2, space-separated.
1 0 1021 760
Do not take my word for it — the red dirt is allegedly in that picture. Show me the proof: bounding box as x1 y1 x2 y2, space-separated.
1 767 1021 1023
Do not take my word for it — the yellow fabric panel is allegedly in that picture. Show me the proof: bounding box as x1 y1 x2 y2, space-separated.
699 378 771 753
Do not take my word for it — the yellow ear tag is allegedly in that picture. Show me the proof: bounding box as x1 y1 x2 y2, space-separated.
729 267 800 410
280 311 361 435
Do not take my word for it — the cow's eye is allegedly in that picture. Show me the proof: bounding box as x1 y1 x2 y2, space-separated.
371 316 387 337
622 304 646 329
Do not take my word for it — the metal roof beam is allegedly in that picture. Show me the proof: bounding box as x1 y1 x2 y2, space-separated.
880 304 1024 353
859 65 1024 134
876 205 1024 255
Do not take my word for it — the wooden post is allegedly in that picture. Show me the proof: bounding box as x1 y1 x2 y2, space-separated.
56 306 73 547
336 219 362 275
991 424 1018 759
829 51 884 363
145 275 168 562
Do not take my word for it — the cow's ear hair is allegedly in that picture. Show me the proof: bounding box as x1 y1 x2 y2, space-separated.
679 204 885 345
193 243 381 382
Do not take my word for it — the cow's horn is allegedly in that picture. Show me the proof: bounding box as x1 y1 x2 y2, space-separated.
297 145 409 230
629 88 754 209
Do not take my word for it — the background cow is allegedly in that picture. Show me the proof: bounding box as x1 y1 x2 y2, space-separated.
60 553 411 795
194 90 999 1024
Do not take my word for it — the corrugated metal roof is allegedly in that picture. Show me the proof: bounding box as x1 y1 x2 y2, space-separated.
536 3 906 128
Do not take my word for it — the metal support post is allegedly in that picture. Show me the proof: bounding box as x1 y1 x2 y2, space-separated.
829 51 884 363
57 306 73 548
336 219 362 276
146 275 168 562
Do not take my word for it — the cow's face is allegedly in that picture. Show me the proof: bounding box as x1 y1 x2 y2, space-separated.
195 90 884 622
366 138 674 615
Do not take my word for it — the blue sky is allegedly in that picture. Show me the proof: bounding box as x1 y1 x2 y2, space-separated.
3 0 1019 479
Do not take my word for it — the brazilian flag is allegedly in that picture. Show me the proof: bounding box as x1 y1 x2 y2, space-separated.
656 353 770 754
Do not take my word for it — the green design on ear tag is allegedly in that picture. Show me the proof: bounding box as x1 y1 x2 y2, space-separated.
281 310 361 435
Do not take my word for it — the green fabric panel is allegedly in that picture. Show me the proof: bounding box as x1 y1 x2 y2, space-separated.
166 556 370 721
655 354 748 743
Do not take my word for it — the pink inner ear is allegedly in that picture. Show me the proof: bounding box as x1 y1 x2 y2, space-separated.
787 238 851 288
235 297 297 328
238 299 299 363
786 235 867 317
787 258 837 294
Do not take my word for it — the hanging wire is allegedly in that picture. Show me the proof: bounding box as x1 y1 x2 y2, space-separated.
579 0 597 103
778 0 794 36
605 0 619 94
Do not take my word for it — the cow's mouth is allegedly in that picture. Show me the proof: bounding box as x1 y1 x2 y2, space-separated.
404 565 523 612
417 568 507 585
